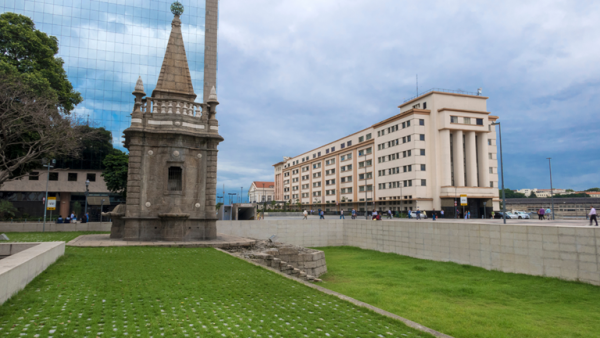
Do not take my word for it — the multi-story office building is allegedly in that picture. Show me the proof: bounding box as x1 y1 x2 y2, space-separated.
274 90 501 217
0 0 218 218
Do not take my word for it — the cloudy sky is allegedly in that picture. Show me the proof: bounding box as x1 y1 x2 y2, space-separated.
213 0 600 198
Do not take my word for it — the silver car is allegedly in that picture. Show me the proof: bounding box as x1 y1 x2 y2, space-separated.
515 211 530 219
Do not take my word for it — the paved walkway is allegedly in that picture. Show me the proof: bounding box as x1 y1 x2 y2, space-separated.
67 234 256 248
263 215 596 227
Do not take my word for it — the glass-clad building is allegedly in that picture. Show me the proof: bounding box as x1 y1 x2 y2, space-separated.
1 0 206 152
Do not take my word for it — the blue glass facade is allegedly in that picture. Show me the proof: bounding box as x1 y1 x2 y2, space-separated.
1 0 206 150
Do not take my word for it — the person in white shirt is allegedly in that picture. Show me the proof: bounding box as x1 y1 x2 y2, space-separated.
372 210 378 220
303 210 308 220
340 210 345 220
589 206 598 226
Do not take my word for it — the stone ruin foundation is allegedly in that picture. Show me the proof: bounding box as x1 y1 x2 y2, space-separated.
225 240 327 282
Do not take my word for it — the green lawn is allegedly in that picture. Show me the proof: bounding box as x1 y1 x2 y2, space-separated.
2 231 109 243
316 246 600 338
0 242 434 338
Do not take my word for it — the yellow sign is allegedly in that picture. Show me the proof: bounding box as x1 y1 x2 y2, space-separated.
460 194 468 206
47 197 56 211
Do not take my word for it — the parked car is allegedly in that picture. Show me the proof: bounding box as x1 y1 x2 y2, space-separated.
408 211 428 219
494 211 518 219
493 212 506 219
515 211 530 219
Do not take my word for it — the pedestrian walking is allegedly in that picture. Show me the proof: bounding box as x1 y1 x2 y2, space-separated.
538 207 545 220
372 209 378 220
589 206 598 226
432 208 437 221
546 207 552 220
416 208 421 220
440 210 444 218
467 211 471 219
351 208 356 220
387 209 392 219
491 211 495 219
340 210 345 220
303 210 308 220
320 210 325 219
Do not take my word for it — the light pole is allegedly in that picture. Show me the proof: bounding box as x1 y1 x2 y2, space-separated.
84 179 90 220
100 198 105 224
547 158 555 220
240 187 243 203
42 158 55 232
491 122 507 224
363 152 368 220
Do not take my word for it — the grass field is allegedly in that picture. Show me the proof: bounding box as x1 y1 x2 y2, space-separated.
317 246 600 338
0 236 434 338
2 232 108 243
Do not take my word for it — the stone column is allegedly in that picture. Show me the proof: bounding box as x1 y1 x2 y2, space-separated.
439 130 452 186
477 132 490 188
452 130 465 186
59 192 71 218
465 131 478 187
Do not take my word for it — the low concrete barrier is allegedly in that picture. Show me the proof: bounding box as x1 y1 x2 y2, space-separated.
0 222 112 232
217 220 600 286
0 242 65 304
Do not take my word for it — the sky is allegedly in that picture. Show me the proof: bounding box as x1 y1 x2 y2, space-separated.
212 0 600 200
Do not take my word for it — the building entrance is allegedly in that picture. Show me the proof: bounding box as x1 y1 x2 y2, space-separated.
441 198 493 219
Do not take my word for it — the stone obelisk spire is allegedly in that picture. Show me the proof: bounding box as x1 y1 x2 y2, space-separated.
203 0 219 103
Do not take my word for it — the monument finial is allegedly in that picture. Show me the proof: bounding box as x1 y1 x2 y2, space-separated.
170 1 184 16
133 76 146 96
208 86 218 102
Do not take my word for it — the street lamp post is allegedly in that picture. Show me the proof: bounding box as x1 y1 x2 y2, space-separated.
84 179 90 220
491 122 507 224
363 152 368 220
42 159 56 232
547 158 555 220
100 199 105 224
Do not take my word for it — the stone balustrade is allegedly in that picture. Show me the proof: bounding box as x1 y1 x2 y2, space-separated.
141 98 204 118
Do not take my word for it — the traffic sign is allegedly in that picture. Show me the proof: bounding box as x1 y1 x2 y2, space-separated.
47 197 56 211
454 201 457 206
460 194 468 206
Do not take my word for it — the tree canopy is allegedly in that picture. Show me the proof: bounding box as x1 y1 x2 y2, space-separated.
57 126 115 170
0 12 82 113
500 189 527 198
586 188 600 192
102 150 129 197
528 191 538 198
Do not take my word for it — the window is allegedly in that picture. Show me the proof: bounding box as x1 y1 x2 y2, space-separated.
326 169 335 175
347 141 352 147
168 167 183 191
423 102 427 109
313 163 321 169
490 181 494 188
407 120 411 127
489 153 493 159
326 149 329 154
341 143 345 149
464 117 471 124
313 182 321 188
420 149 425 156
419 119 425 126
326 179 335 185
402 122 406 128
421 164 426 171
420 134 425 141
366 133 372 140
421 179 427 186
451 116 459 124
313 172 321 178
313 154 316 159
476 118 483 125
489 167 494 174
68 173 78 182
488 139 492 146
49 172 59 181
29 172 39 181
359 136 365 142
326 190 336 196
318 152 321 157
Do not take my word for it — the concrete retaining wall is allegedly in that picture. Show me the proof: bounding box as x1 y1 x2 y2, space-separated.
217 220 600 286
0 242 65 304
0 222 112 232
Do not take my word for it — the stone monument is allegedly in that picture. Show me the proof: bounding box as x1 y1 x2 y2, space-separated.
110 2 223 241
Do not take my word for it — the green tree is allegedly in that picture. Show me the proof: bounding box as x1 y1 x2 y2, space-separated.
499 189 527 198
72 201 82 216
0 200 17 219
529 191 538 198
102 150 129 197
565 189 574 192
0 12 82 113
585 188 600 192
58 126 114 170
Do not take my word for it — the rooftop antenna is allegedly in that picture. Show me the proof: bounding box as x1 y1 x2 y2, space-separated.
416 74 419 97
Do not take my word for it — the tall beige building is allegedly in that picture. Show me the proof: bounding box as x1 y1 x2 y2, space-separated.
273 90 500 217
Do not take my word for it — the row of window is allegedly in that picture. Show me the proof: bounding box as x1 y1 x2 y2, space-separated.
358 133 372 143
451 116 484 125
358 160 373 168
377 119 426 137
378 165 425 176
377 179 426 188
29 172 97 182
341 164 352 172
378 149 424 163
